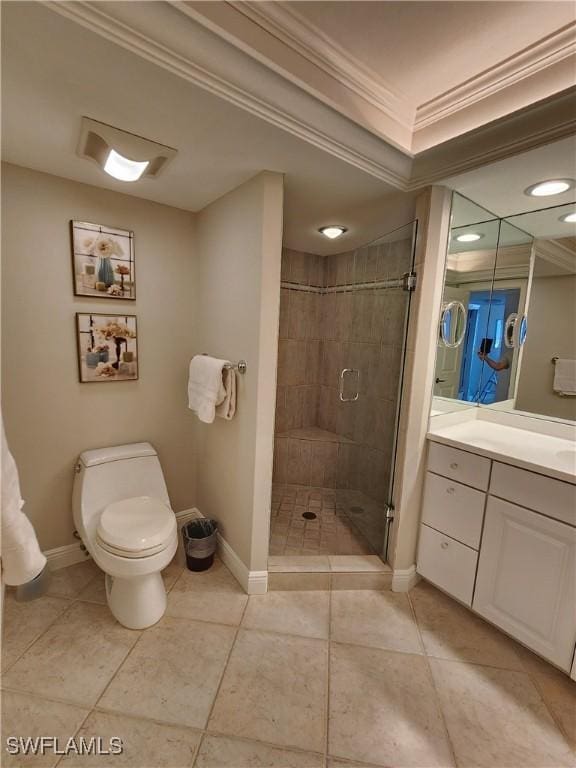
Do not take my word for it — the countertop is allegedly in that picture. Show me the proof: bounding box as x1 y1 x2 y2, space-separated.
428 416 576 484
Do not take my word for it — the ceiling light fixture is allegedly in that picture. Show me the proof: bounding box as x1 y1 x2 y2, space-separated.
103 149 150 182
559 211 576 223
319 225 347 239
455 232 483 243
524 179 575 198
77 117 177 182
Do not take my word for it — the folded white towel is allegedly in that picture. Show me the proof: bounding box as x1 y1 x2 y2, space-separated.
1 419 47 586
188 355 236 423
553 359 576 397
215 366 236 421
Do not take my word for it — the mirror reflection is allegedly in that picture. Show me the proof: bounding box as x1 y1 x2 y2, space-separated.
434 193 576 423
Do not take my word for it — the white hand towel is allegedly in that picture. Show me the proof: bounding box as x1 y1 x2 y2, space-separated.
215 366 237 421
553 359 576 396
188 355 235 423
1 420 47 586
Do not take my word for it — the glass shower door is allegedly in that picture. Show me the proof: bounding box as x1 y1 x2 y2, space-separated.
331 222 417 560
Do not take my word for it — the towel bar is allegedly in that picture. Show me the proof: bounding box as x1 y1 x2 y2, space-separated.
202 354 247 374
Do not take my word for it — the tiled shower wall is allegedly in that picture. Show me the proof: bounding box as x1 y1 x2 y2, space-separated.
274 236 413 506
275 249 324 432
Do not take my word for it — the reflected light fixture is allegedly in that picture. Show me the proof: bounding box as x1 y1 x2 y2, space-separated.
319 225 347 239
455 232 483 243
560 211 576 223
525 179 575 197
77 117 177 182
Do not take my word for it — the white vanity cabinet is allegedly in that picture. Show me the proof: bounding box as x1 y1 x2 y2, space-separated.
417 441 576 673
474 496 576 670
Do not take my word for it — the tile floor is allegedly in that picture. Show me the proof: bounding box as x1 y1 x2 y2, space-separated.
2 558 575 768
270 484 383 556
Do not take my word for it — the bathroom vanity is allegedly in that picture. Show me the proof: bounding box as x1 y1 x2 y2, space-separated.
418 410 576 677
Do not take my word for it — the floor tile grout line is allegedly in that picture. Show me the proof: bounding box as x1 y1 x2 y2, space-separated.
52 704 95 768
511 662 575 749
199 592 251 735
1 595 80 676
406 590 459 768
89 624 145 712
324 581 333 762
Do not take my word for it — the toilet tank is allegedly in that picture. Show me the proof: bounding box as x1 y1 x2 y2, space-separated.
72 442 171 540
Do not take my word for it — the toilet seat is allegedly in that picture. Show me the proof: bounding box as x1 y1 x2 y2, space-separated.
96 496 176 559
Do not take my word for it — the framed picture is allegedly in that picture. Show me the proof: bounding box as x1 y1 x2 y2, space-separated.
76 313 139 383
70 220 135 300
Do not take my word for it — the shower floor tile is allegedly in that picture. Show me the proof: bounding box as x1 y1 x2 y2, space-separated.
269 484 380 556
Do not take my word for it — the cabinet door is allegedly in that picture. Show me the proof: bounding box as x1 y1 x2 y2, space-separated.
474 496 576 670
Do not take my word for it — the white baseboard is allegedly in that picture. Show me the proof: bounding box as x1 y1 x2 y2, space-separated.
392 564 420 592
176 508 267 595
44 542 91 570
217 534 268 595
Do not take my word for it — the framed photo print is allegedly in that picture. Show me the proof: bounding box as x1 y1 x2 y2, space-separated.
76 313 139 383
71 220 135 300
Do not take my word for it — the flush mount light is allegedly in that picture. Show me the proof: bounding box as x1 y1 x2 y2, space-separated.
77 117 177 182
455 232 483 243
524 179 575 197
104 150 150 182
319 225 348 239
560 211 576 223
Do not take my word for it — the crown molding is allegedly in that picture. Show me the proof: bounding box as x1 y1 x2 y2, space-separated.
415 23 576 131
410 88 576 189
535 239 576 273
183 1 576 152
229 1 414 131
45 0 412 189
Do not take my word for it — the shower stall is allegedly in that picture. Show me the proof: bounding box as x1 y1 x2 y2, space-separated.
271 223 417 562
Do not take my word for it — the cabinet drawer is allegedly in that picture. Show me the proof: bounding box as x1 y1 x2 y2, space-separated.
490 462 576 527
422 472 486 549
428 441 491 491
417 524 478 606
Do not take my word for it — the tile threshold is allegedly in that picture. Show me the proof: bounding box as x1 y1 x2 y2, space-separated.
268 555 391 574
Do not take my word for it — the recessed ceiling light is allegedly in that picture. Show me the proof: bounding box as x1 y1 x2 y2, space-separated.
455 232 483 243
559 211 576 223
77 117 177 182
319 225 347 240
104 149 150 182
525 179 575 197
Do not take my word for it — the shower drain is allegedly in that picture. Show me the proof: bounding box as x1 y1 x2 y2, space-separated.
302 511 317 520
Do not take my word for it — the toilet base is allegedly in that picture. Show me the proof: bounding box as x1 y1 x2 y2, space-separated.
106 571 167 629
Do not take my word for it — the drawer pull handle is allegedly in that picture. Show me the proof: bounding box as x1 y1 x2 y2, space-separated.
450 462 459 469
441 541 449 549
446 487 455 495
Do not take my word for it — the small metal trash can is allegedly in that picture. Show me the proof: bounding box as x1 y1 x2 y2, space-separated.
182 519 218 572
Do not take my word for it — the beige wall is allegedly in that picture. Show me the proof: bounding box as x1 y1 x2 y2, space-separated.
1 164 198 551
194 172 284 572
516 274 576 422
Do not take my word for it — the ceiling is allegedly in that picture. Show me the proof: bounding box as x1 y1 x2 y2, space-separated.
1 1 410 255
283 1 575 106
189 0 576 152
2 1 575 257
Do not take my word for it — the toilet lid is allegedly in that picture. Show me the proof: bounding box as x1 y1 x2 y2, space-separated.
97 496 176 553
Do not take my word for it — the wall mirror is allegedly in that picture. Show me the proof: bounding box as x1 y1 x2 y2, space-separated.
433 192 576 425
484 203 576 423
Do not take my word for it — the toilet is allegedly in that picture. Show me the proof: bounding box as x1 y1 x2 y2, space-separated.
72 442 178 629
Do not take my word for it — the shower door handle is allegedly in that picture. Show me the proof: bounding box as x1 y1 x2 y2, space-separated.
339 368 360 402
